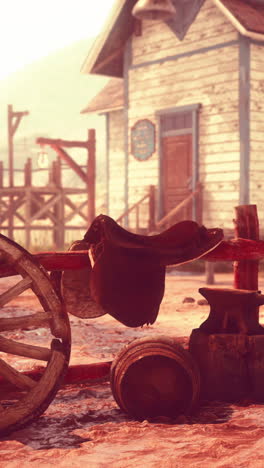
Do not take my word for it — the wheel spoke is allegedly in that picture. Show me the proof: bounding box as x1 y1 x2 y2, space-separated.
0 311 51 332
0 276 32 308
0 336 51 361
0 358 36 390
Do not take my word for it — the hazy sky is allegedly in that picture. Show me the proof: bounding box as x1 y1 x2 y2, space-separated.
0 0 116 80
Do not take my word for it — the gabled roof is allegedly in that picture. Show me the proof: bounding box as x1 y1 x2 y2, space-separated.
82 0 264 79
81 0 137 78
81 78 124 114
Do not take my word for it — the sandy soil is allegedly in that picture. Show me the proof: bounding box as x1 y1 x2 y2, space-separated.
1 272 264 467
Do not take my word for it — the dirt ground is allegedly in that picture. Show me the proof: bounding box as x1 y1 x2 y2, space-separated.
1 271 264 467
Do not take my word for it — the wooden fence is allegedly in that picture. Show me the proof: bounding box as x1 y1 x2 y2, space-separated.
0 130 96 250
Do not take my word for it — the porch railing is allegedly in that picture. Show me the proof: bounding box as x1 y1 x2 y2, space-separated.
116 185 156 233
116 183 203 234
155 183 203 232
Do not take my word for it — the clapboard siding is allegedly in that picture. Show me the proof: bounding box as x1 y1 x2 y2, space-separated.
128 0 239 229
250 43 264 221
108 110 126 219
132 1 237 65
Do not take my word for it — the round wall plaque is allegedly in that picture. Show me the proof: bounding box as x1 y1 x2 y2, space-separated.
131 119 156 161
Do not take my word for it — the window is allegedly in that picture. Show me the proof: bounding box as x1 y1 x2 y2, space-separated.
160 112 192 133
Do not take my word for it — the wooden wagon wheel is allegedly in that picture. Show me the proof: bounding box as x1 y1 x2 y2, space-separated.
0 234 71 437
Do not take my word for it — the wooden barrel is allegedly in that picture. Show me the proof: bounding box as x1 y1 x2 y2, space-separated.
110 335 200 420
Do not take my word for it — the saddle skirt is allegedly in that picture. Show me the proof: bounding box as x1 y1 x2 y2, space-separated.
82 215 223 328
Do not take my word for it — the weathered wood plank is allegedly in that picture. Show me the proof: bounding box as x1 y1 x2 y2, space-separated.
130 54 238 84
133 20 236 65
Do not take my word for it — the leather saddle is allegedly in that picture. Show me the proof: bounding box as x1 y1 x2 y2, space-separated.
79 215 223 328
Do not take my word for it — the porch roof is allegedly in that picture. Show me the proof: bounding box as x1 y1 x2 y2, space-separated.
81 78 124 114
81 0 264 79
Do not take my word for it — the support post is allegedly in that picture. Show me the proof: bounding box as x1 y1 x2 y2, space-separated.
196 183 203 225
87 129 96 225
24 158 32 249
8 106 14 240
205 262 215 285
25 189 31 250
233 205 259 326
53 158 64 249
0 161 3 188
148 185 156 232
24 158 32 187
0 162 3 232
233 205 259 290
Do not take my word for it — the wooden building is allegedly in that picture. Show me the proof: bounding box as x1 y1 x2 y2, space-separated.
81 0 264 232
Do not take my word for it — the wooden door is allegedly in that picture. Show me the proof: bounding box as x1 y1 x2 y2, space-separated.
161 133 192 218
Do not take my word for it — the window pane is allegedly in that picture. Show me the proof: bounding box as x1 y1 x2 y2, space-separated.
160 112 192 132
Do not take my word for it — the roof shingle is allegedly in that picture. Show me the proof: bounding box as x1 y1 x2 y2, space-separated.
81 78 124 114
220 0 264 34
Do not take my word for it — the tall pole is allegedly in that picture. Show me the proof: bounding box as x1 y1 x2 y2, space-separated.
7 105 29 239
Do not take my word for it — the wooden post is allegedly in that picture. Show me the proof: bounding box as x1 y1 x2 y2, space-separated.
0 162 3 227
196 183 203 225
53 158 64 249
55 157 62 188
205 262 215 285
25 188 31 250
87 129 96 225
24 158 32 187
24 159 32 250
0 161 3 188
200 186 214 285
233 205 259 290
51 161 57 247
8 106 14 240
7 105 29 240
8 105 14 189
57 158 64 249
148 185 156 232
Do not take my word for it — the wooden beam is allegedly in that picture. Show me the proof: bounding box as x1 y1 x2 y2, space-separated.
10 111 29 137
64 197 88 223
50 145 87 184
0 197 25 224
34 251 91 271
30 193 61 223
36 137 88 149
0 195 25 224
